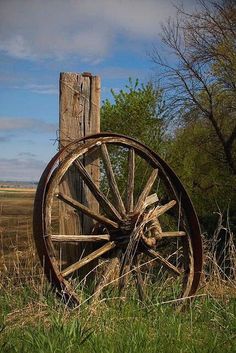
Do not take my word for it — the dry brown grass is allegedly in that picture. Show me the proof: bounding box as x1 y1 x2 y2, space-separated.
0 189 235 300
0 189 40 276
0 188 36 192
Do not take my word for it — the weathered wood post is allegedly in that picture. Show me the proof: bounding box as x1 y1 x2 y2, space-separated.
59 72 100 275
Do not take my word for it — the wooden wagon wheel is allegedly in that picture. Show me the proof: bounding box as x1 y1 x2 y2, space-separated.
33 133 203 306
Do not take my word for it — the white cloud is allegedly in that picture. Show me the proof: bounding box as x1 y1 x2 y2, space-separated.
18 152 37 158
0 117 57 133
0 0 195 62
99 66 147 80
0 157 46 181
0 135 13 143
21 84 58 95
0 34 33 59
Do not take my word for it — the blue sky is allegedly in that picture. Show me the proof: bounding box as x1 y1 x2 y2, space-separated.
0 0 196 181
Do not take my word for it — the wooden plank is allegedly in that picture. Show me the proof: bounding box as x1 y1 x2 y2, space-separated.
80 75 100 236
59 72 100 274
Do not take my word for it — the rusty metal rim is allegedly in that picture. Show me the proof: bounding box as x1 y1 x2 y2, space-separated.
33 132 203 305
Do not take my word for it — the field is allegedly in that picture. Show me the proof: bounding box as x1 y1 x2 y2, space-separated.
0 190 236 353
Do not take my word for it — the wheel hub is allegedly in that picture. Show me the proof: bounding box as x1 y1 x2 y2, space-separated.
108 209 163 251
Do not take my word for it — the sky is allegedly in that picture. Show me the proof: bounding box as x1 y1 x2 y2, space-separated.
0 0 197 181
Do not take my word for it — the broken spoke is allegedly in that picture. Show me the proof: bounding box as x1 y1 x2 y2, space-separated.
134 169 158 213
143 245 181 276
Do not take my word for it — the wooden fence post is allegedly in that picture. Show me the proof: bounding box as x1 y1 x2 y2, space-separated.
59 72 100 275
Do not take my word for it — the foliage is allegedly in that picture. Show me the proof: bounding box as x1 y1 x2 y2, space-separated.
166 120 236 231
101 78 168 153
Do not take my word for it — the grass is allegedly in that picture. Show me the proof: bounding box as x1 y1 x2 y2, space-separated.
0 190 236 353
1 286 236 353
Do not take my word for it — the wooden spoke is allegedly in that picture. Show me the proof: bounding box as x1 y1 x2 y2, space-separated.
93 256 120 301
162 231 186 238
143 246 181 276
100 143 126 216
153 200 177 217
57 192 119 229
74 159 122 221
134 169 158 213
126 148 135 213
134 257 145 301
50 234 110 242
61 241 116 277
118 263 131 294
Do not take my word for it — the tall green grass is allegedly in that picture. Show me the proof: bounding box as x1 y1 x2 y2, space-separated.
1 275 236 353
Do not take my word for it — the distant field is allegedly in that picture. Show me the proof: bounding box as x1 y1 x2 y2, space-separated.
0 189 36 272
0 187 36 192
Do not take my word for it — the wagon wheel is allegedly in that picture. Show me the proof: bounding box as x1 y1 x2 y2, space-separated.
33 133 203 306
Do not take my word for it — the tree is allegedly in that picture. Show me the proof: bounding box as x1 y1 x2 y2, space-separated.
101 78 169 203
166 120 236 230
101 78 168 153
152 0 236 175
